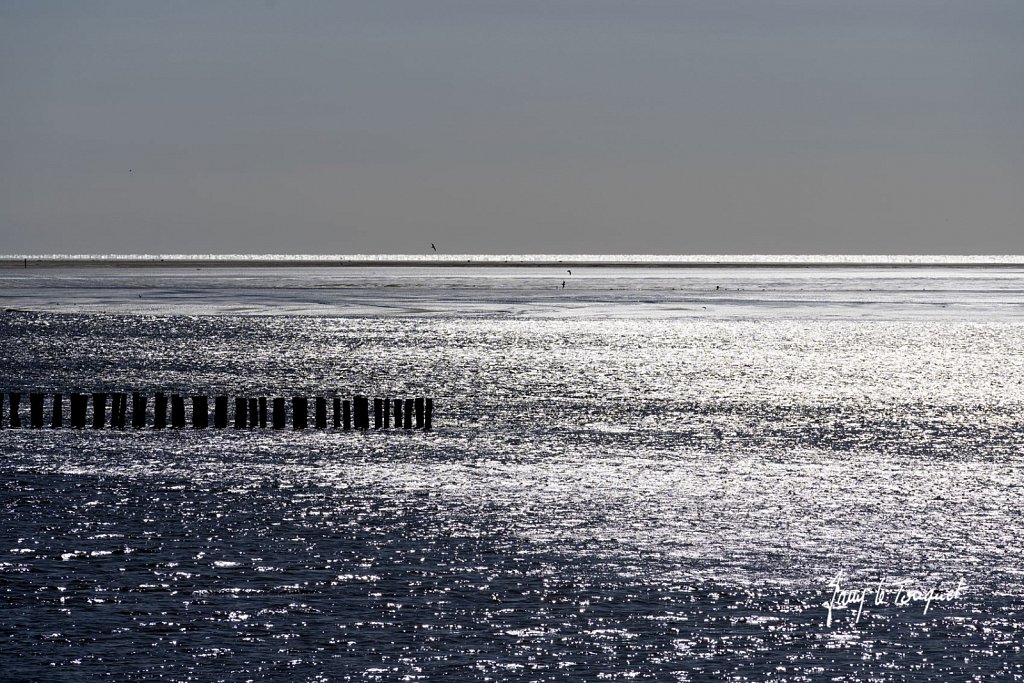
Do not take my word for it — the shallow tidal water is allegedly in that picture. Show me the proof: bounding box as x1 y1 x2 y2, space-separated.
2 263 1024 681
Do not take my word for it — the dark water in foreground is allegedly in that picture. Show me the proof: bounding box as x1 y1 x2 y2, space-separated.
2 267 1024 681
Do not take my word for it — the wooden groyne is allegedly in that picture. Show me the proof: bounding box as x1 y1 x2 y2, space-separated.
0 392 433 432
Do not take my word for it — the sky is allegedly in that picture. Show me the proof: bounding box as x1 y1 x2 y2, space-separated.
1 1 1021 255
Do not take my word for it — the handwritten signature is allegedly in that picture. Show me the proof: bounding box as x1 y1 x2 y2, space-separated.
824 570 967 626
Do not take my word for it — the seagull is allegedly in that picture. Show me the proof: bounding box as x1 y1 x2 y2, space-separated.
431 243 437 252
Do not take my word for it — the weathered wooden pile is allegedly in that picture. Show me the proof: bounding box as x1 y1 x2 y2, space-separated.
0 392 432 431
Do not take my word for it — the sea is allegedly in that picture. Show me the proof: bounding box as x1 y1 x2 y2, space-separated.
1 255 1022 681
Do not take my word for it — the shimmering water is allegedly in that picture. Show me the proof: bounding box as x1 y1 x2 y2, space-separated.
2 264 1024 681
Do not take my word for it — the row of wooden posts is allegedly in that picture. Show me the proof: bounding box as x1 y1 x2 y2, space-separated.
0 392 433 431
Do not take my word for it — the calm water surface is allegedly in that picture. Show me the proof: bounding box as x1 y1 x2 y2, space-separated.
2 265 1023 681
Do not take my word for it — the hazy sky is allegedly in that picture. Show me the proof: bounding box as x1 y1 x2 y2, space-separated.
2 1 1021 254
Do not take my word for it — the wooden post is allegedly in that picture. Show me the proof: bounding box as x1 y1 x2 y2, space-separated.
130 392 139 428
354 395 369 430
30 393 44 429
71 393 87 429
404 398 413 429
343 399 352 431
10 392 21 428
92 392 106 429
119 393 130 428
315 397 327 429
248 398 258 427
192 396 208 429
333 397 341 429
424 397 433 431
383 398 391 429
234 397 247 429
292 396 308 430
109 393 118 429
52 394 63 429
132 392 146 429
171 395 186 428
111 393 125 429
374 398 383 429
273 397 286 429
69 394 81 429
154 392 167 429
258 397 267 428
214 396 228 429
415 397 425 429
392 398 402 429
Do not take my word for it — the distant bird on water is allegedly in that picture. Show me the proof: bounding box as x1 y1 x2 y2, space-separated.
567 269 572 275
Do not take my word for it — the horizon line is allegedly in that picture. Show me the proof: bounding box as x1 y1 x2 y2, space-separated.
5 253 1024 269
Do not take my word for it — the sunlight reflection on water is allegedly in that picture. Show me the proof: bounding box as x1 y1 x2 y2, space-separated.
3 269 1024 680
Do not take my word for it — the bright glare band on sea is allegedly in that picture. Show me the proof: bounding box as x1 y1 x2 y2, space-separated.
1 255 1022 681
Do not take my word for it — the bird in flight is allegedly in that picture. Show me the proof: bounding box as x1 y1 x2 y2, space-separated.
431 243 437 252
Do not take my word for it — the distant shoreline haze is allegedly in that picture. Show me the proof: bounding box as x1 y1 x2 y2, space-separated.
4 255 1024 269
